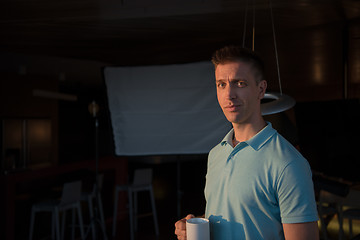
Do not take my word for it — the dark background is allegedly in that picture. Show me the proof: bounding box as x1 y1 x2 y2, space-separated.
1 0 360 239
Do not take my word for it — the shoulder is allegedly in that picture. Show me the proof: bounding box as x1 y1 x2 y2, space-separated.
268 132 308 165
260 131 312 184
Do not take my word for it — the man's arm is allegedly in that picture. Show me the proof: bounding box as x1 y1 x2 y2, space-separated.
283 222 319 240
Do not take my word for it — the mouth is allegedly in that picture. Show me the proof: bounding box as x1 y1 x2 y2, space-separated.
224 104 241 112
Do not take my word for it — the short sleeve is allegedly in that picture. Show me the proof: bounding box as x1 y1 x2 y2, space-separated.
277 158 319 224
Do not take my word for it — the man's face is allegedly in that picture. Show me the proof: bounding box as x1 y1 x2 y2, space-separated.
215 61 266 125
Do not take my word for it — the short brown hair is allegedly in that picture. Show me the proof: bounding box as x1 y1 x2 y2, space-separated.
211 45 265 84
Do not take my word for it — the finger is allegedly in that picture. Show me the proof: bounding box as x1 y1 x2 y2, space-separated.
174 227 185 235
175 215 194 239
174 219 186 235
175 218 186 229
175 229 186 239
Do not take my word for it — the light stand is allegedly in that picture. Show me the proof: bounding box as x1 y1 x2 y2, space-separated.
85 100 108 240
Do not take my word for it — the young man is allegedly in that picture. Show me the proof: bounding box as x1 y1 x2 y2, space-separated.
175 46 319 239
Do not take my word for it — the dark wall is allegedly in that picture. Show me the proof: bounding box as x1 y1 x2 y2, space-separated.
295 99 360 182
58 83 114 164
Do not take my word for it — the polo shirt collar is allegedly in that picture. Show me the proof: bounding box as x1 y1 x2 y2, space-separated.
220 122 277 151
221 129 235 146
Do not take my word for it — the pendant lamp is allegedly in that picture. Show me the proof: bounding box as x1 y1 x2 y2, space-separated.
243 0 296 115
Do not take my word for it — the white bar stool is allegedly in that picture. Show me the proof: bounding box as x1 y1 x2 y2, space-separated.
112 168 159 240
29 180 85 240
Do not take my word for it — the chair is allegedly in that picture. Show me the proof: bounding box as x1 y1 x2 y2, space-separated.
338 189 360 240
342 209 360 239
29 180 85 240
112 168 159 240
317 190 344 240
81 174 108 240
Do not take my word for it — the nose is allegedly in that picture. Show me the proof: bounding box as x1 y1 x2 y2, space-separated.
225 84 237 100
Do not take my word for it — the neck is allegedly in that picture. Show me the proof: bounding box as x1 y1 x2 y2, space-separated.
232 118 267 144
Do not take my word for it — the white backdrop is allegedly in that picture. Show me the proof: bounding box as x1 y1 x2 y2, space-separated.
104 61 231 156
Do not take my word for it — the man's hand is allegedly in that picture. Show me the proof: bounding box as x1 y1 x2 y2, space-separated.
174 214 195 240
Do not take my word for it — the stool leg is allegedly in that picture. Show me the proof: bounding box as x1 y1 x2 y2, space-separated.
112 188 119 237
52 210 56 240
150 186 159 236
338 206 344 240
77 202 85 240
88 196 96 239
319 216 328 240
71 209 75 240
61 210 67 240
349 218 353 238
29 207 36 240
55 207 61 240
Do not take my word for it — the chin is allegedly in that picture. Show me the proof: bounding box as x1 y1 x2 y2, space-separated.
225 115 243 124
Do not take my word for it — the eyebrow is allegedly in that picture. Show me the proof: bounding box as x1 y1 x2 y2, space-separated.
216 78 247 82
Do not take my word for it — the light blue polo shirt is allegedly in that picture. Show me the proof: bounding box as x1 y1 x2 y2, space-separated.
205 123 318 240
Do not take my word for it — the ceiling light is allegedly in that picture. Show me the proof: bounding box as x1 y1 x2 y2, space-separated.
243 0 296 115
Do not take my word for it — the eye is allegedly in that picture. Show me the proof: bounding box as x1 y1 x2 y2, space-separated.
237 81 247 88
217 82 226 88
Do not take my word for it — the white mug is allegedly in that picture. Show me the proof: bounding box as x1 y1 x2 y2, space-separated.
186 218 210 240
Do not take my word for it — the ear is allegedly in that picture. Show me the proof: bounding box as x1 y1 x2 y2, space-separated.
258 80 267 99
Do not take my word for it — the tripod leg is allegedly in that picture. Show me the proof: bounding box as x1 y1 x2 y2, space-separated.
134 190 138 232
129 188 134 240
150 186 159 236
112 188 119 237
97 191 108 240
